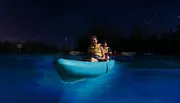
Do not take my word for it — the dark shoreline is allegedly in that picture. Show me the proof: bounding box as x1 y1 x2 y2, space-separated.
1 53 180 56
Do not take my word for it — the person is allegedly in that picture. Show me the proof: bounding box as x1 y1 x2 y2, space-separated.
101 41 112 60
87 35 105 62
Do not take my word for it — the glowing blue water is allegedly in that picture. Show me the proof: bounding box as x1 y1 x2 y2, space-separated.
0 55 180 103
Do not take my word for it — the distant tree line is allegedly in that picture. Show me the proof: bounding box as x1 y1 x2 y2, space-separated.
77 24 180 54
1 24 180 55
0 41 59 54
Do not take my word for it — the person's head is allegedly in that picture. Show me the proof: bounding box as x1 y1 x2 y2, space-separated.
90 35 98 45
102 41 107 47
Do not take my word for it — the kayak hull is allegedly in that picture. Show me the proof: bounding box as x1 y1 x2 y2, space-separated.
54 58 115 81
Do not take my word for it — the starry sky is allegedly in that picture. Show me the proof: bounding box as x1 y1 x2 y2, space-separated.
0 0 180 48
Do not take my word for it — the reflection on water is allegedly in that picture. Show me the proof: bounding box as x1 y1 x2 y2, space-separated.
36 59 124 103
0 55 180 103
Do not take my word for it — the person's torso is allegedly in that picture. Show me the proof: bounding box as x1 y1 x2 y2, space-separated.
89 44 102 56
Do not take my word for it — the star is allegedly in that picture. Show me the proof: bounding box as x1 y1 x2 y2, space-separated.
145 21 149 24
141 20 149 24
164 17 168 20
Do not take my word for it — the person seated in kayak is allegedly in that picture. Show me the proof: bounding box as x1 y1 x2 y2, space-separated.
101 41 112 60
87 35 105 62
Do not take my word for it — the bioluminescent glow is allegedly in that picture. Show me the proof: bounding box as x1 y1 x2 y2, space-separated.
35 57 124 103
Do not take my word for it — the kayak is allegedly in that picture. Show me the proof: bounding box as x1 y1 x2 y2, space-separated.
54 58 115 81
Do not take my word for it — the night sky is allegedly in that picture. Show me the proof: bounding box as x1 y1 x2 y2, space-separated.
0 0 180 48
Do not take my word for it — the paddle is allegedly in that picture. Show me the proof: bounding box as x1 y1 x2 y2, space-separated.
122 52 136 56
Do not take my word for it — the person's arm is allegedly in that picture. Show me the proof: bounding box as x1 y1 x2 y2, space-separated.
100 46 105 58
108 47 113 55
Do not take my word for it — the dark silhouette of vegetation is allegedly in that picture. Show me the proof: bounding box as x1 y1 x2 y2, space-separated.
2 24 180 55
77 24 180 55
0 41 60 54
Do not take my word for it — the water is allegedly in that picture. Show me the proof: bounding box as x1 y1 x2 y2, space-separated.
0 55 180 103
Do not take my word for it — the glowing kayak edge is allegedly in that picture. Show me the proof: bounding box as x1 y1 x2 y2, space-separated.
54 58 115 81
